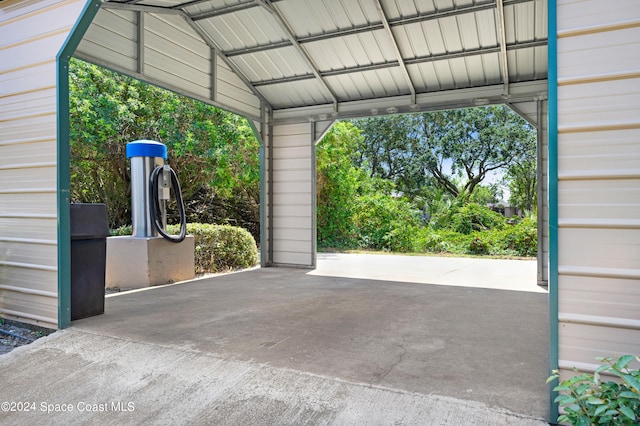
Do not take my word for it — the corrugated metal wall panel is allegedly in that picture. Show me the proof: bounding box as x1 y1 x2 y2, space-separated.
0 240 57 271
215 58 261 118
77 7 262 120
559 79 640 129
540 101 549 287
76 8 137 72
1 193 57 218
559 179 640 220
559 275 640 320
557 0 638 29
558 27 639 80
0 88 57 122
269 123 314 267
558 128 639 171
1 0 85 45
559 323 640 370
144 13 211 99
0 217 57 241
509 99 549 286
2 62 57 95
0 0 86 329
0 287 59 325
559 228 639 270
556 0 640 376
0 167 57 191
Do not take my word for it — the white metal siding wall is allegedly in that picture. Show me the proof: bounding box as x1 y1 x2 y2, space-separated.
539 101 549 287
0 0 85 329
556 0 640 375
511 100 549 286
75 7 261 120
270 123 314 267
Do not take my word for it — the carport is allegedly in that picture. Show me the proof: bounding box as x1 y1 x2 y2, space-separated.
2 0 640 422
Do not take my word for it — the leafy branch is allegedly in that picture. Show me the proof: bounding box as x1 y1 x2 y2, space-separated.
547 355 640 425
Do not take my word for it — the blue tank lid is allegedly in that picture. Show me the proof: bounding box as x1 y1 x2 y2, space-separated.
126 140 168 159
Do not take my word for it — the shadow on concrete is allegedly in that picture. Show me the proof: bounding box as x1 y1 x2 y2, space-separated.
75 266 549 419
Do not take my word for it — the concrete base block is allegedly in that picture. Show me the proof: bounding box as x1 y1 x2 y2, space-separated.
106 236 195 289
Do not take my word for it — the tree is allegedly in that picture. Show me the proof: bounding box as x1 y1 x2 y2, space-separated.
316 122 363 247
505 139 537 212
352 115 427 198
352 105 536 200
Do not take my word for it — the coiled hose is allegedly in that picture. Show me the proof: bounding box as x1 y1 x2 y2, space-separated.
149 165 186 243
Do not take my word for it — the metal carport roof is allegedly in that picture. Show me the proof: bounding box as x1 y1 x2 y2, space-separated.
76 0 547 122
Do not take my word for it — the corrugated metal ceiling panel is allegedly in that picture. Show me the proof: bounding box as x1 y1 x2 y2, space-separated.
95 0 547 111
233 47 312 82
196 8 287 52
326 67 409 100
274 0 380 36
257 79 334 109
303 30 397 71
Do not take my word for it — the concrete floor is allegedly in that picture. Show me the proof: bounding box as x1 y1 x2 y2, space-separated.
312 252 545 292
0 254 549 425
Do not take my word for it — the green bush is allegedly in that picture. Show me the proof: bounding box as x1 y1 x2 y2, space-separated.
427 220 537 258
468 234 490 255
437 203 506 234
548 355 640 426
111 223 258 274
353 192 421 252
500 216 538 257
413 228 450 253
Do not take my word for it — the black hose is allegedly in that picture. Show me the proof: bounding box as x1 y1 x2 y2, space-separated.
149 165 187 243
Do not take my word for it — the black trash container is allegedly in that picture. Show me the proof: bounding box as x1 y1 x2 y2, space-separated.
70 203 109 321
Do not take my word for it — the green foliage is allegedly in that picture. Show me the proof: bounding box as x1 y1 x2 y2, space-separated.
506 135 537 213
352 105 536 199
436 203 506 234
316 122 363 248
353 191 421 252
548 355 640 426
499 216 538 257
69 59 260 237
424 214 537 258
111 224 258 274
412 229 450 253
468 184 503 205
316 122 423 252
315 118 538 257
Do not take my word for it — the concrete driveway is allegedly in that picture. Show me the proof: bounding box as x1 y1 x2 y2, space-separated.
0 254 548 425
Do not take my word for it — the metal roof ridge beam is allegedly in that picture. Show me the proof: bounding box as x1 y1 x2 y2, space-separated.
496 0 510 94
255 0 339 111
374 0 416 105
